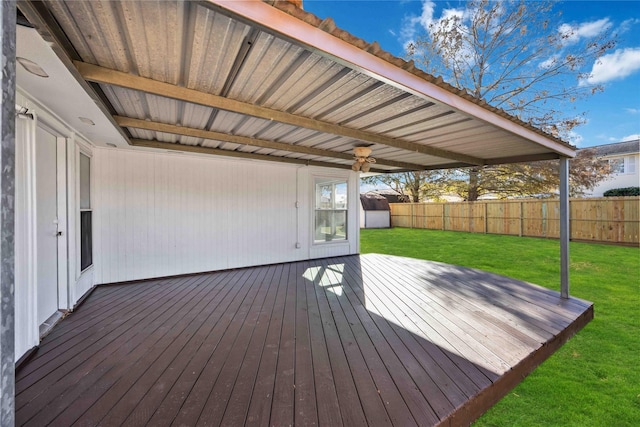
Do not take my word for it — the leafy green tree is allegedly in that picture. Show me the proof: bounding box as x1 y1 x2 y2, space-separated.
444 148 611 200
364 149 609 201
362 171 449 202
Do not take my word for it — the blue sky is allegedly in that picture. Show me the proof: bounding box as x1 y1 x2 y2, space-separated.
304 0 640 148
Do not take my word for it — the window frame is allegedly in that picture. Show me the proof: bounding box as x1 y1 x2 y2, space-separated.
626 156 636 174
313 178 348 244
79 151 93 272
609 157 625 174
609 156 638 175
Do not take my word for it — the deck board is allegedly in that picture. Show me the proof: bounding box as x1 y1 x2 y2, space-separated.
16 254 593 426
17 274 209 421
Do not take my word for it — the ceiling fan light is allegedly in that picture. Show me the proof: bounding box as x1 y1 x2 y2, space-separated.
352 162 361 172
353 146 372 158
361 162 371 173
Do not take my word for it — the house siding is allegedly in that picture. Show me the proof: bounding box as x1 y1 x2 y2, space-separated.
13 90 361 361
14 90 94 360
93 149 360 285
589 153 639 197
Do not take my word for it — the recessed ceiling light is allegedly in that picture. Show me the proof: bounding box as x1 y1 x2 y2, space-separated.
17 57 49 78
79 117 95 125
105 143 117 148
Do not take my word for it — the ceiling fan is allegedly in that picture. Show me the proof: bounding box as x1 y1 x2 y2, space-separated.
352 146 376 172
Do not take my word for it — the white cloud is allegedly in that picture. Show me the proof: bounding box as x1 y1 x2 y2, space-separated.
559 18 612 46
576 18 612 37
400 0 436 48
620 18 640 34
606 134 640 143
568 131 584 146
539 54 559 70
625 108 640 114
400 0 476 66
581 47 640 85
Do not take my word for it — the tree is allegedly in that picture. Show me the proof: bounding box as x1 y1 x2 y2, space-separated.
443 149 610 200
362 171 448 202
406 0 615 138
383 0 616 200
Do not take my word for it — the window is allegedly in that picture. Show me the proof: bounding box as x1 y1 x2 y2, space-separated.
80 153 92 271
609 158 624 174
627 156 636 174
315 179 347 242
609 156 637 174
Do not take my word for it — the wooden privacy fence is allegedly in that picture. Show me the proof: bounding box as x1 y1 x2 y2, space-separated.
390 197 640 245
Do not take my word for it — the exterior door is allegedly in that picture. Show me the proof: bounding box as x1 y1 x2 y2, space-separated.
36 125 59 325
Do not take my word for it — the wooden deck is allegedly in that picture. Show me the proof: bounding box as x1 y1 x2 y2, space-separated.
16 254 593 426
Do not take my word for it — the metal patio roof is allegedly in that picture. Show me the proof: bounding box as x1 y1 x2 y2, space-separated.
19 0 576 172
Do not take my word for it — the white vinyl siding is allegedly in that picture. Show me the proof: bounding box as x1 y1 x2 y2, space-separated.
590 153 640 196
93 149 326 284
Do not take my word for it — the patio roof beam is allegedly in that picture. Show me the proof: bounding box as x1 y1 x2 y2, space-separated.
130 139 389 173
205 0 576 159
115 116 426 170
484 152 560 165
75 61 484 166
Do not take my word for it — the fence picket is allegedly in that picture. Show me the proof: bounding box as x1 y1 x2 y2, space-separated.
389 197 639 245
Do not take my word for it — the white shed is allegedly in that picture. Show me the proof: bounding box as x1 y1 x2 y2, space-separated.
360 193 391 228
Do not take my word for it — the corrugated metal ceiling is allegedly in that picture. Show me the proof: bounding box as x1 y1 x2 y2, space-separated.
19 0 576 172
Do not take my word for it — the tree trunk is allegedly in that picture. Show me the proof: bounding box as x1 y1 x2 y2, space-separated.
409 172 422 202
468 167 480 201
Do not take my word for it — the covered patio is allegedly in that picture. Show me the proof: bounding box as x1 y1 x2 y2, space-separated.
0 1 590 425
16 254 592 426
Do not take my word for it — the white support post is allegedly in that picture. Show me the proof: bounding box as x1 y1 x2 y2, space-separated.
559 157 570 299
0 1 16 424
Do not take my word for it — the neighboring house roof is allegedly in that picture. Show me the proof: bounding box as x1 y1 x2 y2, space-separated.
585 140 640 157
365 190 410 204
18 0 575 173
360 193 391 211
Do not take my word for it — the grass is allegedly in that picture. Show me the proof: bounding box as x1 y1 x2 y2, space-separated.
360 228 640 427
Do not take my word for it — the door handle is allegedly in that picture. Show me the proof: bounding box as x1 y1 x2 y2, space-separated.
56 231 63 236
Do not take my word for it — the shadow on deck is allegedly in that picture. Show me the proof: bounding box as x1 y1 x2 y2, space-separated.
16 254 593 426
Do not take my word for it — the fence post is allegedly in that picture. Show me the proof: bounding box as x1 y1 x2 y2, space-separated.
484 202 488 233
411 203 415 229
519 201 524 237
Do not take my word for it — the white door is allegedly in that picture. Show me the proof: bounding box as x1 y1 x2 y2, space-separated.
36 125 59 325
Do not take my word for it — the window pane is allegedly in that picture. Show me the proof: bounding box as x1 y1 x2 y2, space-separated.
80 211 93 270
317 183 333 209
315 210 347 242
335 182 347 209
627 156 636 174
80 153 91 209
609 158 624 174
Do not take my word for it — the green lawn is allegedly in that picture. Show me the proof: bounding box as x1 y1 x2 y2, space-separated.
360 228 640 427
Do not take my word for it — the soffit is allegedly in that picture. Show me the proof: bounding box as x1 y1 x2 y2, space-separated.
18 0 576 172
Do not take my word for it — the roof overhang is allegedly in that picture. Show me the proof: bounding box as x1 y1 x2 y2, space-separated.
17 0 576 172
